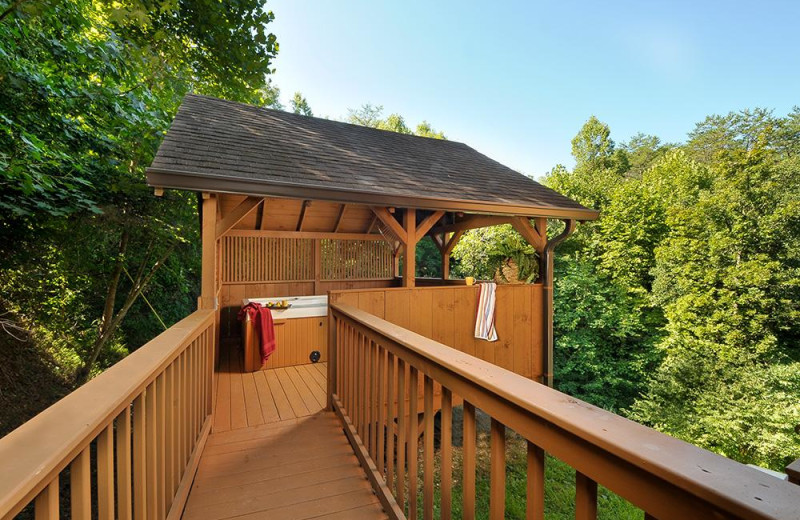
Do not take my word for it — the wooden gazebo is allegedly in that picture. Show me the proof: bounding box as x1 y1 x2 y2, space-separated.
146 93 598 386
2 94 797 520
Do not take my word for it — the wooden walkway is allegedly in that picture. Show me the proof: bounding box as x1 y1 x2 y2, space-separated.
182 342 387 519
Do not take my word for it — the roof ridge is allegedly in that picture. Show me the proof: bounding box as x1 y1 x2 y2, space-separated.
184 93 465 146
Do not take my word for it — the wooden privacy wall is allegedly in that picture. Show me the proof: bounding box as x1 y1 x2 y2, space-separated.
329 284 544 380
321 239 393 280
221 236 314 283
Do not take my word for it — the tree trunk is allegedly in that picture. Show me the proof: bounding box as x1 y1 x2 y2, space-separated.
78 238 174 383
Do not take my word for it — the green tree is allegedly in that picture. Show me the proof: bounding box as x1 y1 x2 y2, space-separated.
347 104 445 138
0 0 279 380
632 127 800 470
291 92 313 116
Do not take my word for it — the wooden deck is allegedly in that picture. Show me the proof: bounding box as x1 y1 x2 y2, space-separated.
182 342 387 519
213 340 331 432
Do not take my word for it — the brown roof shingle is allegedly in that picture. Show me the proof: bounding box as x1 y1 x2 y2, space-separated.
146 94 598 219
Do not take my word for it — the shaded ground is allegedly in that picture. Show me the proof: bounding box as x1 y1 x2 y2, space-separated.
0 310 73 437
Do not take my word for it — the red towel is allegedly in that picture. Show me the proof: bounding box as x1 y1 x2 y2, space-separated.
238 303 276 363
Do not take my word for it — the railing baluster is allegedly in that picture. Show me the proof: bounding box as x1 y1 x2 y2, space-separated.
408 366 419 520
490 419 506 520
177 352 184 479
575 471 598 520
70 446 91 520
156 372 166 520
366 338 374 455
358 333 366 440
526 442 544 520
371 340 379 463
396 358 407 511
377 345 386 477
116 408 132 520
133 394 146 520
145 383 158 520
386 351 396 492
349 324 355 421
165 364 174 503
423 375 434 520
34 479 59 520
463 401 476 520
97 424 115 520
441 387 453 520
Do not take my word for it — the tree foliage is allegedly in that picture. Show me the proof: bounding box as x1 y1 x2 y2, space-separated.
547 110 800 470
347 103 445 139
0 0 279 380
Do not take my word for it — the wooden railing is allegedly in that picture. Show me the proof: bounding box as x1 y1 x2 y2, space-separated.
0 309 215 520
328 302 800 520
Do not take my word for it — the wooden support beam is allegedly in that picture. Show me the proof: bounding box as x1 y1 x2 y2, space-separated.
403 209 416 287
223 230 387 241
259 200 270 230
296 200 310 232
215 196 261 238
366 213 378 234
254 199 264 230
430 215 512 235
443 230 464 256
441 230 464 280
416 210 446 238
371 206 408 244
200 194 217 310
313 239 322 294
511 217 546 252
153 187 164 197
333 204 348 232
542 219 575 386
432 233 445 253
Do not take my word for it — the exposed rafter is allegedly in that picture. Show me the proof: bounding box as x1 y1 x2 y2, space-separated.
365 214 378 234
296 200 310 232
333 204 348 232
259 199 270 230
215 196 262 238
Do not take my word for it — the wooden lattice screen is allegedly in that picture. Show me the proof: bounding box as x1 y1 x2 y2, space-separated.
221 236 393 283
222 236 314 282
320 239 393 280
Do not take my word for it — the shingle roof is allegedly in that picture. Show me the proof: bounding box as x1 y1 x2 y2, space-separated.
146 94 598 219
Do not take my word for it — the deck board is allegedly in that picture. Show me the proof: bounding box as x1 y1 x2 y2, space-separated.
184 343 385 519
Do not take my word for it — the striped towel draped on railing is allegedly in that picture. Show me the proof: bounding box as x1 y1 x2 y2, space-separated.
474 282 498 341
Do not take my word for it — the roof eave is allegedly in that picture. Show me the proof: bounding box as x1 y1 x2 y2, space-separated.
146 167 600 221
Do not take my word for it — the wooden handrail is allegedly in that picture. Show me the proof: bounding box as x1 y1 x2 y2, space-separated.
328 302 800 520
787 458 800 485
0 309 215 520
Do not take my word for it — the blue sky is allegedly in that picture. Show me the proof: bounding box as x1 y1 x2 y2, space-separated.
267 1 800 178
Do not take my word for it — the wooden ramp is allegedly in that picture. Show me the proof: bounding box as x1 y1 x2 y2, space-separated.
182 343 386 519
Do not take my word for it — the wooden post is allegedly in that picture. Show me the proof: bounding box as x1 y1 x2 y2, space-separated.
403 209 416 287
199 193 217 310
441 233 450 280
313 238 322 294
541 219 575 387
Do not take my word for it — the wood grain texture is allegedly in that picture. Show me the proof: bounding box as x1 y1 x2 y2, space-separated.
184 411 386 520
330 284 544 380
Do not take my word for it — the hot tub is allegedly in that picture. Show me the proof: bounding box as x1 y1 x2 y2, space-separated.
242 295 328 319
241 295 329 372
